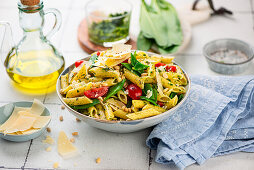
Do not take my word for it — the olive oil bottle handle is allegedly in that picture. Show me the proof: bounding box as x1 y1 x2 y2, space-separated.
0 22 15 65
43 8 62 39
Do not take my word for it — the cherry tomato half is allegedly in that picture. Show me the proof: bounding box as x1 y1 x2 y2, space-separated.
155 62 166 67
157 101 164 107
84 86 109 99
166 65 176 72
75 60 84 68
97 51 100 56
126 84 142 100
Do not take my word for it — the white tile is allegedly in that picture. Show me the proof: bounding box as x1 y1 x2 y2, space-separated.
59 9 87 53
150 151 254 170
25 104 150 169
0 102 30 168
169 0 251 12
182 13 254 55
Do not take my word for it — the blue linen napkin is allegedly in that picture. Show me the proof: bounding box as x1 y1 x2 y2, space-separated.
146 75 254 169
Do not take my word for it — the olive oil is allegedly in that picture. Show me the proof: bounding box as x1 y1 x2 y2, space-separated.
5 49 64 90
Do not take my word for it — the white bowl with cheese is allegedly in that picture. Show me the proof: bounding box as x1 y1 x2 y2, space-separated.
0 100 51 142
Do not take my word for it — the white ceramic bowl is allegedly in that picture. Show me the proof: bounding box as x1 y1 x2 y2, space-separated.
56 51 190 133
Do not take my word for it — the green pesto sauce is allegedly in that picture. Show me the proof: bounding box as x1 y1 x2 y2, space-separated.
88 12 130 44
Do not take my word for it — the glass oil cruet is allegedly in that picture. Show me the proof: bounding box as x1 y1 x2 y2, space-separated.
0 0 65 93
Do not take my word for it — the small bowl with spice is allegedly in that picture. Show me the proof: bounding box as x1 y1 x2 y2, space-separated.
203 39 254 74
85 0 132 47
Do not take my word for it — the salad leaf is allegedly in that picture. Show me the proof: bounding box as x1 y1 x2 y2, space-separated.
122 52 149 76
89 53 98 65
178 94 184 103
70 99 100 110
104 79 126 101
140 96 158 106
131 52 149 74
169 92 177 99
138 0 183 54
122 63 140 76
137 31 153 51
141 84 158 105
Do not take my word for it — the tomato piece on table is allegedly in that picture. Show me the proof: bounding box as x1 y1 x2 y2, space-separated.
97 51 100 56
166 65 176 72
84 86 109 99
157 101 164 107
155 62 166 67
126 84 142 100
75 60 84 68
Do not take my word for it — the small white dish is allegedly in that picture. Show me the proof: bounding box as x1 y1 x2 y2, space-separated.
0 101 51 142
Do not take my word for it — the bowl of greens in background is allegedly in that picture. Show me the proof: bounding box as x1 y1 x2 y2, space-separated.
85 0 132 47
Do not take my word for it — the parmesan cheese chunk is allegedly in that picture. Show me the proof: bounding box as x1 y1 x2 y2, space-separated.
4 115 36 134
58 131 78 159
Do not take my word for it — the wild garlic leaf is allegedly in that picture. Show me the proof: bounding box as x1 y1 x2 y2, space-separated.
139 0 183 50
137 31 153 51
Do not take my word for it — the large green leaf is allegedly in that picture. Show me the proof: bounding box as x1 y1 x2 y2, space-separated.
139 0 183 49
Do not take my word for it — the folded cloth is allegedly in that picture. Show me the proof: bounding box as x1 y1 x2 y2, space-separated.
146 75 254 169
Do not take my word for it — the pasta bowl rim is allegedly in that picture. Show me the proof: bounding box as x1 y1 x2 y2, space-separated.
56 51 191 124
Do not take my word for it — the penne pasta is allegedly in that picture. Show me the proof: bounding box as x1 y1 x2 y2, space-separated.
95 104 106 119
165 95 178 109
142 104 166 113
113 109 128 119
132 100 147 108
63 96 92 106
89 67 120 78
71 63 86 83
124 69 144 89
60 74 69 89
88 106 98 118
117 90 128 104
126 108 160 120
104 103 114 120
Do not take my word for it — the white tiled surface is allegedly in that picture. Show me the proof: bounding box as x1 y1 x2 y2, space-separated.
0 0 254 170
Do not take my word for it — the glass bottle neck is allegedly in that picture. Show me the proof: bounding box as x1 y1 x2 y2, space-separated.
18 2 44 33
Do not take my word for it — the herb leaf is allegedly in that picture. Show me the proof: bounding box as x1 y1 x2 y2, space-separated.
70 99 100 110
130 52 149 75
104 79 126 101
89 53 98 64
122 63 140 76
169 92 177 99
140 96 158 106
141 84 158 105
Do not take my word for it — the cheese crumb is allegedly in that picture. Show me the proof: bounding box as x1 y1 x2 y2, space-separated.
42 136 54 145
61 105 65 110
46 127 51 133
53 162 59 169
96 157 101 164
76 118 81 122
46 147 52 152
70 138 75 143
59 116 63 122
146 90 153 98
72 132 78 136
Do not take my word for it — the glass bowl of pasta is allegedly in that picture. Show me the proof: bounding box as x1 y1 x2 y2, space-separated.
56 44 190 133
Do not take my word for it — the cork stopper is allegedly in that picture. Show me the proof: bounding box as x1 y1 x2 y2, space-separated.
20 0 40 6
